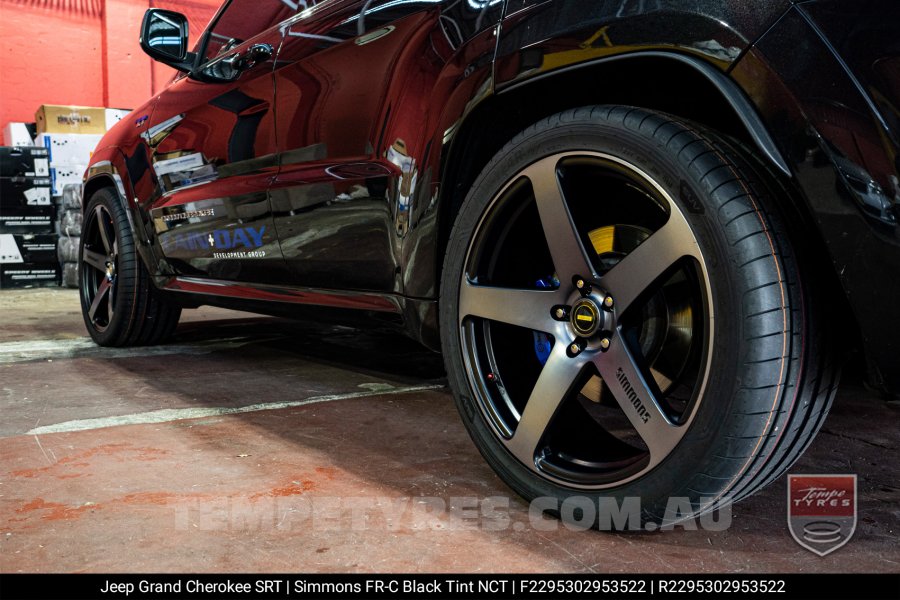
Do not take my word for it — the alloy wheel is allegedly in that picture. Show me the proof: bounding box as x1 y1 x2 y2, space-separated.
81 204 119 333
458 151 714 489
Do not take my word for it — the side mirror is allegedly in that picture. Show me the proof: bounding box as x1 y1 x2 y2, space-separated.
140 9 192 72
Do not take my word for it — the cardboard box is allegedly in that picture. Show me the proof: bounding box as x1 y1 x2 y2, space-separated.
1 176 55 233
0 146 49 179
35 105 107 135
0 146 49 178
0 209 56 234
36 133 102 167
0 233 58 264
0 262 61 288
105 108 132 131
50 165 87 197
3 122 35 146
1 176 52 208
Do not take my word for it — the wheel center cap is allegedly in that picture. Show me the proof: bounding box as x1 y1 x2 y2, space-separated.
571 298 601 337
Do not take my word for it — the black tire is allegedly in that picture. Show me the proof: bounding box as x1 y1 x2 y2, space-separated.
61 262 79 289
439 106 839 529
60 208 83 237
79 188 181 347
57 235 80 263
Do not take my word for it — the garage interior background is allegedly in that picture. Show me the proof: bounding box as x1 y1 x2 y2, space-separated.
0 0 220 129
0 0 898 578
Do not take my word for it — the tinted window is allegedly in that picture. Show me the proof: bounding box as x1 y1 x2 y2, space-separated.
352 0 501 41
201 0 330 62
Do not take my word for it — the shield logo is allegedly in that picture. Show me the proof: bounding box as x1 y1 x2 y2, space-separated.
787 474 857 556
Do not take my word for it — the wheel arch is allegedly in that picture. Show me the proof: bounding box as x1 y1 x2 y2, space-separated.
83 172 122 211
433 51 854 348
436 51 794 280
83 159 131 215
82 157 162 285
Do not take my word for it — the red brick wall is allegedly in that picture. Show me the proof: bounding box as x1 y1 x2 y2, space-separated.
0 0 220 137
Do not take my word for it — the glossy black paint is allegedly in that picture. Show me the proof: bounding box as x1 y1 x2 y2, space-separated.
86 0 899 389
495 0 791 83
146 18 287 284
731 1 900 390
269 1 503 296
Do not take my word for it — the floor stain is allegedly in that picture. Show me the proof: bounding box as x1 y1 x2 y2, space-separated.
15 498 93 521
9 443 170 479
251 479 317 500
10 491 213 523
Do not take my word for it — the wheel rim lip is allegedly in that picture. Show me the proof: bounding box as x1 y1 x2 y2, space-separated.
81 204 117 333
458 150 716 490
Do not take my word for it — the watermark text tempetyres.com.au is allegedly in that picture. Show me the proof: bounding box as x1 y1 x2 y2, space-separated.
174 494 732 533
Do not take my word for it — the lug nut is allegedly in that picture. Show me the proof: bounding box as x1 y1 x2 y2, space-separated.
603 295 614 309
567 339 586 358
573 276 592 296
551 305 569 321
599 337 611 351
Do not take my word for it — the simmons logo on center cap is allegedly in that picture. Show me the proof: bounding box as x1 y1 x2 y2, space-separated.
571 299 599 336
787 474 857 556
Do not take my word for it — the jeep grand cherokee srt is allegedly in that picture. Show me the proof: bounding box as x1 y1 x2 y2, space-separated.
79 0 899 528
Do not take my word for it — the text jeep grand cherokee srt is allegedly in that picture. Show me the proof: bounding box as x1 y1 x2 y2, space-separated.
80 0 899 528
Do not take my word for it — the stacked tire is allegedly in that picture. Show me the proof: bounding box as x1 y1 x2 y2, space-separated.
56 184 83 288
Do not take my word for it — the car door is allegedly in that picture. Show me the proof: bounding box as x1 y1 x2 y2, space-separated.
269 0 503 293
145 0 296 284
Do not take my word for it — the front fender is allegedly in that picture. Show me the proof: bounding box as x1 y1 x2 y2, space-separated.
83 148 162 281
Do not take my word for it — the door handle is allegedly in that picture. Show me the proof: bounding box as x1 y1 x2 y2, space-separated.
230 43 274 71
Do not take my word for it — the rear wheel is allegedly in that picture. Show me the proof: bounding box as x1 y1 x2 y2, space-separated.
440 106 839 528
80 188 181 346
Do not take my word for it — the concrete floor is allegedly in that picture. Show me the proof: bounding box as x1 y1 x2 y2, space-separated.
0 288 897 573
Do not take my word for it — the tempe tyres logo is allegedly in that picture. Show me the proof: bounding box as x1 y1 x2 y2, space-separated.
787 474 857 556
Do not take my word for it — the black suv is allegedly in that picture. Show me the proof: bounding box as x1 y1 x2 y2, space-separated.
80 0 899 527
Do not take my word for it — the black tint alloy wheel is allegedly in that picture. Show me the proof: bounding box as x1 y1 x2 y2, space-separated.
459 150 711 488
81 203 118 333
80 188 181 347
440 106 839 528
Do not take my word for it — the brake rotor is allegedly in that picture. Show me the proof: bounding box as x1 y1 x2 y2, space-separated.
582 224 694 405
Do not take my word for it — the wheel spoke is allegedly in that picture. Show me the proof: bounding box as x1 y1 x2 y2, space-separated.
459 279 562 331
505 343 586 468
521 156 596 281
593 336 682 462
95 206 114 254
83 249 108 273
459 149 711 487
88 279 111 322
106 278 115 321
600 210 700 314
